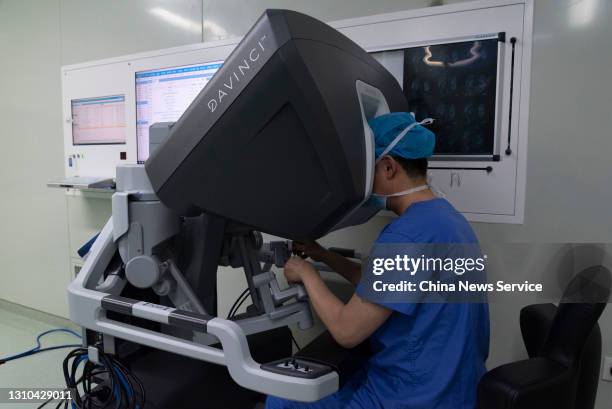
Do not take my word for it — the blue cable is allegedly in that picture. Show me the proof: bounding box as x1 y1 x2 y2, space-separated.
76 353 124 409
60 345 140 409
113 371 121 405
69 353 89 409
0 328 82 364
113 367 133 399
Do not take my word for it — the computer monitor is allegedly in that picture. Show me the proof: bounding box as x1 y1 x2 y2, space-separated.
71 95 126 145
135 61 224 162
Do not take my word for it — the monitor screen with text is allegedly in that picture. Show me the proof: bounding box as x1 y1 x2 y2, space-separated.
71 95 126 145
135 61 223 162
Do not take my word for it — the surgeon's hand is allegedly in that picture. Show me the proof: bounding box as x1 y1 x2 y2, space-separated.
284 256 318 283
292 241 327 262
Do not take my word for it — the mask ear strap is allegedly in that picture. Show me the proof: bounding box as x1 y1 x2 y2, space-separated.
375 118 435 163
419 118 434 126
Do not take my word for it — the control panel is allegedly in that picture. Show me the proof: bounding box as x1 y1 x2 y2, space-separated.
261 358 333 379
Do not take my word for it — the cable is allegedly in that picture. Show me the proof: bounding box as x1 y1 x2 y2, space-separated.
228 288 249 318
0 328 82 365
290 332 301 351
61 346 145 409
232 293 250 318
37 396 55 408
227 288 250 319
1 344 84 364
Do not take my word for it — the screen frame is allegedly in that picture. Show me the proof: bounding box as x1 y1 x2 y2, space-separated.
134 60 224 163
70 94 127 146
369 32 505 162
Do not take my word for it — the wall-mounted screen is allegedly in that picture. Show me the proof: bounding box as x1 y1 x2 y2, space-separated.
372 35 502 159
135 61 223 162
71 95 126 145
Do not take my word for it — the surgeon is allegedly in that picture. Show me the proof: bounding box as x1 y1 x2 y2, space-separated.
265 112 490 409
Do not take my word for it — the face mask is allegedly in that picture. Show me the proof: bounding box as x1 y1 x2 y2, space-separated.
364 194 387 211
370 184 430 210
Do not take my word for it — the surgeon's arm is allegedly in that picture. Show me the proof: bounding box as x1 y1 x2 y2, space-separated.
293 242 362 286
284 256 391 348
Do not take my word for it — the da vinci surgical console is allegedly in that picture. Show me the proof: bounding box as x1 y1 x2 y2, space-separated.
68 9 409 403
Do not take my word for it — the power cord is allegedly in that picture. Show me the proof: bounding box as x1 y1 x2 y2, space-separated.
0 328 82 365
54 346 145 409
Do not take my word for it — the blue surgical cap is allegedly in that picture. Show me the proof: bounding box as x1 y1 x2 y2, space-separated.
368 112 435 159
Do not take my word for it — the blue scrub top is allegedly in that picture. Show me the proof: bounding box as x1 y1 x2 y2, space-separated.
354 198 490 409
266 198 489 409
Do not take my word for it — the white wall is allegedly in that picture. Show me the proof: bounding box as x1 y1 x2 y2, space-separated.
60 0 204 65
0 0 68 316
0 0 204 317
0 0 611 407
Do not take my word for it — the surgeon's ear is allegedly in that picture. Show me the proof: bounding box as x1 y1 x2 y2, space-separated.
380 156 398 180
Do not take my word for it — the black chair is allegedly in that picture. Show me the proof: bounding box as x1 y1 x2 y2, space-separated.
478 266 611 409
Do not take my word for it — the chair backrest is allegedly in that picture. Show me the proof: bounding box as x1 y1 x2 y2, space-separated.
576 324 602 409
520 302 603 409
479 266 611 409
539 266 611 368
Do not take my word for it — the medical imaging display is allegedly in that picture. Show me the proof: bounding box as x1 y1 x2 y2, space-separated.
403 38 500 157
